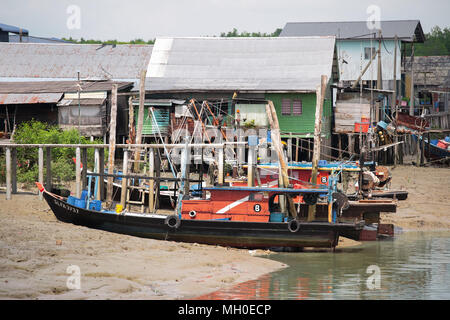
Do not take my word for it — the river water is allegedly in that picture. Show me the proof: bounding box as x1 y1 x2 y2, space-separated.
199 231 450 300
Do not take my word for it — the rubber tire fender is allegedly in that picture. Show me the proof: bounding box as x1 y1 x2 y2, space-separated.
288 219 301 233
165 215 181 229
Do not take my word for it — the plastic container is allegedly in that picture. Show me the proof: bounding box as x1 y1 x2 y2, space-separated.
89 200 102 211
81 189 88 200
361 116 369 123
67 196 76 206
115 204 123 213
354 122 369 133
74 199 86 209
269 212 284 222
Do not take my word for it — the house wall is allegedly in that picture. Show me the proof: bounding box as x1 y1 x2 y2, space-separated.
336 39 401 82
265 91 332 138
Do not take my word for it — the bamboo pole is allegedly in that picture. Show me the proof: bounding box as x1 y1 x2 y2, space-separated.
308 74 328 222
106 84 118 206
410 43 415 116
38 147 44 200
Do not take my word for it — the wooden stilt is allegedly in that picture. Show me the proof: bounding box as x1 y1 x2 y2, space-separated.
94 148 101 200
81 148 87 190
120 150 129 209
11 147 17 194
106 84 118 206
46 147 52 191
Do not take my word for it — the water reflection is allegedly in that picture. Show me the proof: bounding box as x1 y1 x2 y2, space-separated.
196 231 450 300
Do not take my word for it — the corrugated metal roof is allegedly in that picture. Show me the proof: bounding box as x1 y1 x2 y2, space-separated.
0 80 132 94
280 20 425 43
0 23 29 35
0 43 153 80
57 98 105 106
8 34 69 43
145 37 336 92
0 92 62 105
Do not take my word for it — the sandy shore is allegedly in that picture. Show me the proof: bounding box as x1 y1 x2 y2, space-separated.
381 165 450 231
0 165 447 299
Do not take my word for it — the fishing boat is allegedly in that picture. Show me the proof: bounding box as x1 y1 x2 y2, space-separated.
36 182 364 250
413 134 450 160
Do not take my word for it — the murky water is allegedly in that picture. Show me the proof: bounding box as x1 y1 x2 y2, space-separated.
199 231 450 300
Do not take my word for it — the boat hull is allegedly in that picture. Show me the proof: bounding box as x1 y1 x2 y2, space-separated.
43 191 363 249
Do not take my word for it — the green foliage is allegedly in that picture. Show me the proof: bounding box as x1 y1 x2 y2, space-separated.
220 27 282 38
62 37 155 45
404 25 450 56
3 120 102 185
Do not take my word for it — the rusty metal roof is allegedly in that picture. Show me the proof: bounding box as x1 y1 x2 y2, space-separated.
0 80 133 94
0 43 152 81
0 93 62 105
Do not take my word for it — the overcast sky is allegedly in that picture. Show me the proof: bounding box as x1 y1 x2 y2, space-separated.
2 0 449 41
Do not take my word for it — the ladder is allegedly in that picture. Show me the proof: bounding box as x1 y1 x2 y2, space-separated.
123 147 149 213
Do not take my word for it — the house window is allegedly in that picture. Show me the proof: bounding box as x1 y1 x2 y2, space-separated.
281 99 291 115
292 100 302 115
364 47 376 60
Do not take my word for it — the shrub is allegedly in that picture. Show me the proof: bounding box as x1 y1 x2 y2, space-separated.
7 120 102 185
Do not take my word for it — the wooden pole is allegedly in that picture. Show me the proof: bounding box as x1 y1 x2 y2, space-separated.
248 144 255 187
218 146 224 185
99 148 105 201
376 30 383 123
106 84 118 206
308 74 327 222
75 146 81 198
410 43 415 116
134 70 147 173
38 147 44 200
94 148 101 200
81 148 87 190
128 96 135 144
11 147 17 194
393 35 398 166
120 150 129 209
46 147 52 191
266 100 297 218
154 149 161 209
148 148 155 213
295 138 299 162
5 147 11 200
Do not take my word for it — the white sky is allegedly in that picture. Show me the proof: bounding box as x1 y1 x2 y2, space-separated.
1 0 449 41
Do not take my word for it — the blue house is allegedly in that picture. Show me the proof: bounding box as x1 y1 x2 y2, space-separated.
280 20 425 91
